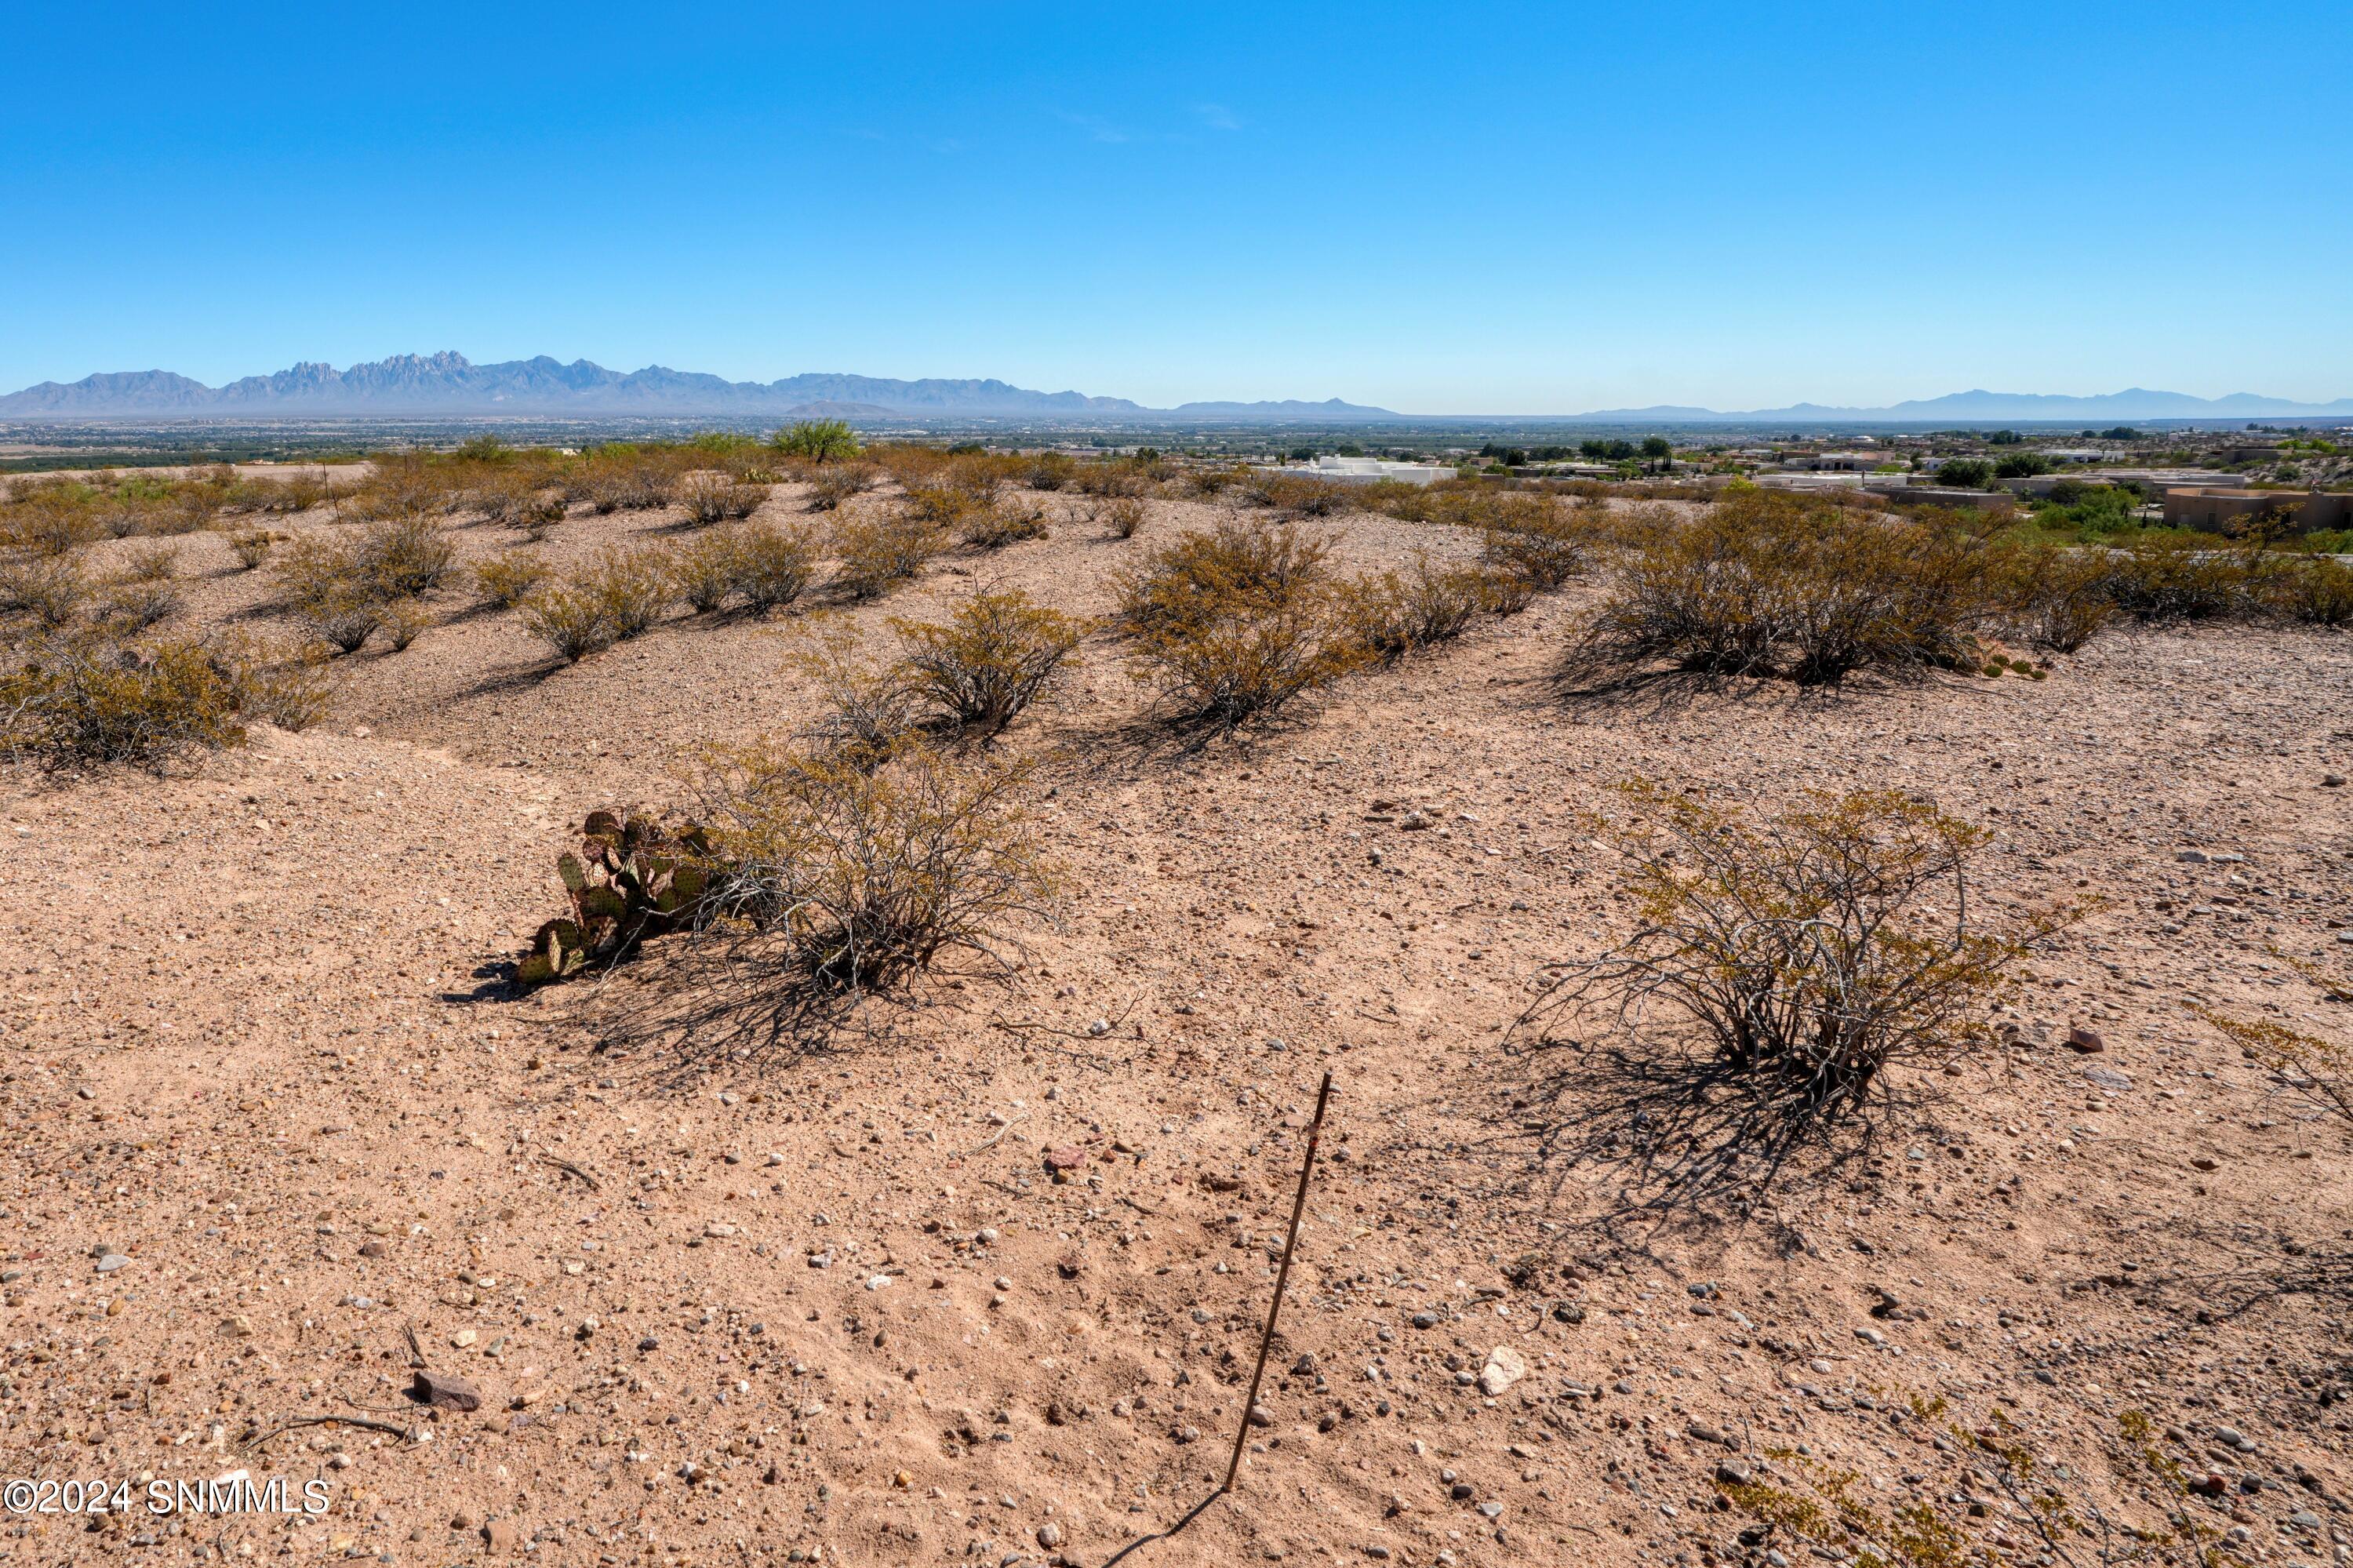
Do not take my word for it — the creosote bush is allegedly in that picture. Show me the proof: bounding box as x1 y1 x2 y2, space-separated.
227 529 283 570
518 546 672 661
693 738 1056 999
274 516 455 628
1521 782 2077 1141
380 599 430 651
1479 498 1596 589
803 464 878 512
831 512 945 600
733 522 820 612
474 550 553 609
891 589 1085 733
0 628 326 769
1116 518 1363 726
0 555 91 627
787 626 922 769
1998 543 2115 653
1587 492 1996 682
514 733 1056 1037
2101 533 2253 623
1335 553 1493 659
94 576 183 631
958 497 1050 549
678 471 768 526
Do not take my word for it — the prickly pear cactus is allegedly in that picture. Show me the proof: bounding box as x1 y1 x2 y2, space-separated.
515 810 722 987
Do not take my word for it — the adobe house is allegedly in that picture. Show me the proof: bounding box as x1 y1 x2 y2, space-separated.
2162 488 2353 533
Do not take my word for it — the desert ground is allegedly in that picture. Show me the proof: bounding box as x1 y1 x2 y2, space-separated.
2 468 2349 1568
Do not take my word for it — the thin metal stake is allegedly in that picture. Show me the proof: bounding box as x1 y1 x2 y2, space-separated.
1222 1068 1334 1494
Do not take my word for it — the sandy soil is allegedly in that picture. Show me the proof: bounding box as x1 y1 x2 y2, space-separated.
2 480 2350 1568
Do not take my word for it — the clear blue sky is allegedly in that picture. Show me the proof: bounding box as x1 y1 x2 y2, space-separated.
5 1 2347 413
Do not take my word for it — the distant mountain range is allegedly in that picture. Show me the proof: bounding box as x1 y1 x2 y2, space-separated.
0 352 1399 423
1 354 2346 425
1565 388 2353 423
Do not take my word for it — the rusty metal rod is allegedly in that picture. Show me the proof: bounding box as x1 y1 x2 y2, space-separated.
1223 1069 1335 1494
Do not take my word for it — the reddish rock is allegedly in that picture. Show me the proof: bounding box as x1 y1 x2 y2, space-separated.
2064 1027 2106 1053
412 1369 482 1412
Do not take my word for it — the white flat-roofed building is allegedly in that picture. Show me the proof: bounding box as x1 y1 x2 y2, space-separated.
1255 456 1453 486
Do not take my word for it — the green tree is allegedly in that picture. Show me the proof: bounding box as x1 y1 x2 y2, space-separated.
1937 457 1995 489
771 420 862 464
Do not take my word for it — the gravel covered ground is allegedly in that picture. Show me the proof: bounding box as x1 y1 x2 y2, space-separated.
3 480 2350 1567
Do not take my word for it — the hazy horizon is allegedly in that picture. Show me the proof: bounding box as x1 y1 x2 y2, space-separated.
5 1 2347 412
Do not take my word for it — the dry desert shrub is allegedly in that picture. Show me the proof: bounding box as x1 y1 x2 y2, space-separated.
2251 549 2353 627
1089 495 1146 540
667 529 744 613
249 473 330 514
2197 950 2353 1129
515 737 1056 1064
380 598 431 651
1072 460 1151 500
305 595 384 654
1243 472 1351 518
340 462 449 525
473 549 554 609
665 522 816 615
576 451 682 514
588 545 671 637
1520 783 2076 1148
1116 519 1363 726
1180 465 1248 500
865 442 952 489
1128 599 1367 728
1023 453 1076 491
221 635 333 731
1997 542 2117 653
804 463 878 512
0 630 253 771
678 471 768 527
787 625 922 768
1479 498 1597 589
517 584 616 662
831 511 945 600
518 545 672 660
1587 491 1995 682
355 514 456 598
0 555 92 627
1334 552 1492 659
1 489 104 555
227 529 283 570
733 522 820 613
958 496 1050 549
891 588 1085 733
93 575 183 631
115 540 180 582
2101 533 2254 623
272 516 454 653
693 738 1056 1001
1115 516 1333 634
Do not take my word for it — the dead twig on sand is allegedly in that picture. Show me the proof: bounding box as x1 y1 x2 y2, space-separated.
245 1413 417 1450
537 1153 602 1191
957 1111 1029 1158
987 1002 1134 1042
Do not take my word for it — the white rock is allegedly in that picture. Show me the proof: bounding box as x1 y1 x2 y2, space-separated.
1477 1345 1528 1396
